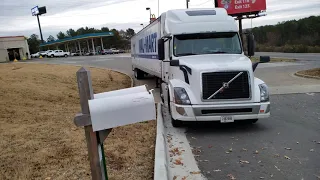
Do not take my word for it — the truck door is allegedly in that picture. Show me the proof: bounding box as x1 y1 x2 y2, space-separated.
161 38 171 83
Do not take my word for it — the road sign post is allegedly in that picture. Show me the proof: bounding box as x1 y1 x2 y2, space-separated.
75 67 108 180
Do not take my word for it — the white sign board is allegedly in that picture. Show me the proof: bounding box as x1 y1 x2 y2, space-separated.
89 90 156 132
31 6 39 16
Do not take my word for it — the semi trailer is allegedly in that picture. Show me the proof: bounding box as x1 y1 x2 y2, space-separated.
131 8 270 127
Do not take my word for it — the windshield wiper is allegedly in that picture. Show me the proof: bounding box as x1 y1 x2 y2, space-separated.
177 53 198 56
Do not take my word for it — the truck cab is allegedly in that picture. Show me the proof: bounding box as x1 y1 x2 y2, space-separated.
131 8 270 127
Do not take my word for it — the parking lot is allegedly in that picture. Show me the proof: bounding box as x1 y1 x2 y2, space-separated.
27 53 320 179
186 93 320 180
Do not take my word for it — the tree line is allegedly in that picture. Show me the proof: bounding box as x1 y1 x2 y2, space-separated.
250 15 320 53
27 15 320 54
27 27 135 54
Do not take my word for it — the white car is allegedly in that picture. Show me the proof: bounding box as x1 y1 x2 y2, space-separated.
39 51 47 57
43 50 54 57
110 48 120 54
47 50 70 58
31 52 40 58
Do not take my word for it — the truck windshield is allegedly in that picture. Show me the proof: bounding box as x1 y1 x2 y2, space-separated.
173 32 242 57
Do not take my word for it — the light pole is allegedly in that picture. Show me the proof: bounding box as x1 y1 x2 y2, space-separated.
146 7 151 23
186 0 190 9
36 15 44 43
31 6 47 43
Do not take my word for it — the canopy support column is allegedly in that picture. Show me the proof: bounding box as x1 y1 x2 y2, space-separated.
92 38 95 54
100 37 104 50
78 41 82 55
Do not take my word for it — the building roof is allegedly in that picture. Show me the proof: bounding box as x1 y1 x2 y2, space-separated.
0 36 25 39
40 32 113 47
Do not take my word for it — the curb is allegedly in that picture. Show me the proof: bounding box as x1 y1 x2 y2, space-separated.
154 103 169 180
294 72 320 80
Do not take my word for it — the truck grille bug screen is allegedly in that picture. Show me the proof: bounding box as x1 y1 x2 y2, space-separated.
202 71 250 100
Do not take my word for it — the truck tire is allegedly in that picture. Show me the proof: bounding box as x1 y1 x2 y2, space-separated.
134 68 144 79
168 91 183 127
50 54 54 58
171 118 183 127
64 54 68 57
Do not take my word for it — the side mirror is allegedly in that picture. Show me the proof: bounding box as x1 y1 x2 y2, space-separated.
247 33 255 57
158 39 165 60
259 56 270 63
252 56 271 72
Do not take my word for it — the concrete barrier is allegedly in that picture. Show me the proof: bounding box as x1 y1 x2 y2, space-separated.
154 103 169 180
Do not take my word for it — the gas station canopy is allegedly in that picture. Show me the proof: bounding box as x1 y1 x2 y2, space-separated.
40 32 113 47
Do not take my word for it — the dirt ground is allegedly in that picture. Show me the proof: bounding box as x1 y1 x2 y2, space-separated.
297 68 320 78
0 63 156 180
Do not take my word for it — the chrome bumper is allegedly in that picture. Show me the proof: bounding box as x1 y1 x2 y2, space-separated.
170 102 270 121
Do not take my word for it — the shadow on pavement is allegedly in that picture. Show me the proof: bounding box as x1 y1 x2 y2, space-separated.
184 120 269 135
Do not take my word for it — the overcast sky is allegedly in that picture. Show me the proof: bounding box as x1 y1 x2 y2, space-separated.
0 0 319 39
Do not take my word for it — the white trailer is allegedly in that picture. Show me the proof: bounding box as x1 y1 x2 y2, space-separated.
131 8 271 127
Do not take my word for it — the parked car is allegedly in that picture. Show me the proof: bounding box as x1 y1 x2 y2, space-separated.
39 51 47 57
71 51 80 56
31 52 40 58
44 50 54 57
85 51 97 56
47 50 70 57
102 49 114 55
110 48 120 54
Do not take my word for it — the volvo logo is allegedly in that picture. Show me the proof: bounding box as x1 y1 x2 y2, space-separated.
207 72 244 100
222 82 229 89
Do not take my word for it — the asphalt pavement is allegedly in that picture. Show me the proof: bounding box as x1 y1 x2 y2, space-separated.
186 93 320 180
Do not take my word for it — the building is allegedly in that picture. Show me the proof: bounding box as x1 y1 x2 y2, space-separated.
0 36 30 62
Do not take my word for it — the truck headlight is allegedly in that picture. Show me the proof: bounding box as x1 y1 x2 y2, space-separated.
259 84 269 102
174 87 191 105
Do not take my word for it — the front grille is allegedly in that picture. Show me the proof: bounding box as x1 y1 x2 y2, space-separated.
202 71 250 100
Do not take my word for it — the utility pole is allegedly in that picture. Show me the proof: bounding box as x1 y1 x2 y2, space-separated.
186 0 189 9
158 0 160 17
238 17 243 45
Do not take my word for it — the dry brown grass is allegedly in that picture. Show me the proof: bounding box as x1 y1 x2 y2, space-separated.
297 68 320 78
0 63 156 180
250 57 296 63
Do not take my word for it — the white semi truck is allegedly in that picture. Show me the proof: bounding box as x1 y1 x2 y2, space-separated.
131 8 270 127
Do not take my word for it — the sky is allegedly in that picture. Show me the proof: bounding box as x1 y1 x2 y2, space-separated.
0 0 319 40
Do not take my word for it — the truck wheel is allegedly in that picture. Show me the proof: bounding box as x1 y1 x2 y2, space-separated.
168 91 183 127
251 119 259 123
51 54 54 58
64 54 68 57
134 68 144 79
171 118 183 127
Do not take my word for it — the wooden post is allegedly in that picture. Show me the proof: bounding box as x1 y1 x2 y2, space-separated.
76 67 107 180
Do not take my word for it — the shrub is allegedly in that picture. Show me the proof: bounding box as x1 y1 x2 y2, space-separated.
256 44 320 53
